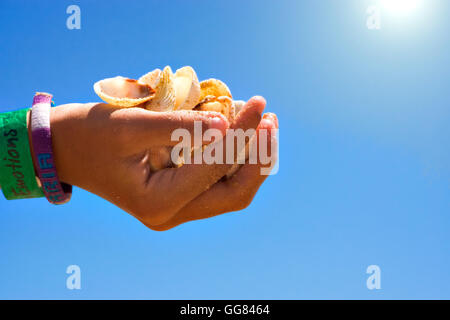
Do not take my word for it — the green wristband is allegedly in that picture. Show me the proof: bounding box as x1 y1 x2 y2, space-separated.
0 108 44 199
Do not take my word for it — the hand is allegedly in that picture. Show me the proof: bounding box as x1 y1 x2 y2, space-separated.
49 97 278 230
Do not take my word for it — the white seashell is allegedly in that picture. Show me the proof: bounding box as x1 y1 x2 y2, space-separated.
173 66 201 110
94 68 249 174
232 100 245 117
144 66 176 111
93 76 155 107
138 69 161 88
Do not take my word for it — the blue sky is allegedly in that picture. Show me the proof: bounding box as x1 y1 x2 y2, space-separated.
0 0 449 299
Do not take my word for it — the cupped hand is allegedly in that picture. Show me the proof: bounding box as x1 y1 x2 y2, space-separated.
49 96 278 230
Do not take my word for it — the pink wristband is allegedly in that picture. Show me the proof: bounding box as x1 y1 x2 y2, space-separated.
31 92 72 204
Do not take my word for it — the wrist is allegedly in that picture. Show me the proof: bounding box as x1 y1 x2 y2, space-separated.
27 110 38 177
29 105 67 183
28 93 73 204
49 103 90 187
49 104 75 186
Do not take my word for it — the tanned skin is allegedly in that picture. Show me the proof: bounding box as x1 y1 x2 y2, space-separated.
25 96 278 230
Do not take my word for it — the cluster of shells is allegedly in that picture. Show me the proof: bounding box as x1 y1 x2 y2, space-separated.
94 66 244 121
94 66 245 173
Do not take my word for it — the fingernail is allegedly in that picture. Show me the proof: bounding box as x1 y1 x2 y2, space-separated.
251 95 266 105
263 113 278 127
259 118 274 129
247 96 266 114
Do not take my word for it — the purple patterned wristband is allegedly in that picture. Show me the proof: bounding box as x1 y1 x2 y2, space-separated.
31 92 72 204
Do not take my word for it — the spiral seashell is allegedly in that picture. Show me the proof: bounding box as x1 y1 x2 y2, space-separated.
93 76 155 107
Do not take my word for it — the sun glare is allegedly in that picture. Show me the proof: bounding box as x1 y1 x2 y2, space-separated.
380 0 423 14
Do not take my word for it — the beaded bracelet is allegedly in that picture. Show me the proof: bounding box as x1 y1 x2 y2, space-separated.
31 92 72 204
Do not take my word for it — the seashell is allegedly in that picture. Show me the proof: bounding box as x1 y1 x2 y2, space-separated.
93 67 251 175
93 76 155 107
232 100 245 117
195 95 234 122
199 79 232 102
173 66 201 110
144 66 176 112
139 68 161 88
228 99 236 123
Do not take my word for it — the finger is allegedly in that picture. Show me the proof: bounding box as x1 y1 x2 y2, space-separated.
172 96 267 188
136 97 266 226
225 96 266 165
116 108 230 148
232 96 266 129
146 113 278 231
224 109 278 178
